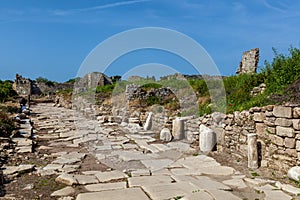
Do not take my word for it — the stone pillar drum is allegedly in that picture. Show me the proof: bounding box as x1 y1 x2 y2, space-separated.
248 133 258 169
199 125 217 153
144 112 153 131
172 118 185 140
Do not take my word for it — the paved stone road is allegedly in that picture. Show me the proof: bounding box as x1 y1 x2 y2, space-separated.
27 103 300 200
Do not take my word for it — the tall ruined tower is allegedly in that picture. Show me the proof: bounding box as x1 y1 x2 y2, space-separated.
236 48 259 74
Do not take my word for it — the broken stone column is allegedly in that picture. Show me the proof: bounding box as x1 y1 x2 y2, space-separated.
248 133 258 169
288 166 300 181
160 128 172 142
172 118 185 140
144 112 153 131
199 125 217 153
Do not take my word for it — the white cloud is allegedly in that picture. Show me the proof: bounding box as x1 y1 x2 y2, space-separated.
52 0 150 16
262 0 286 13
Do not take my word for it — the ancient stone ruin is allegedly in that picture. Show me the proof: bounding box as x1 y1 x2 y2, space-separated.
13 74 73 97
74 72 112 94
12 74 32 96
236 48 259 74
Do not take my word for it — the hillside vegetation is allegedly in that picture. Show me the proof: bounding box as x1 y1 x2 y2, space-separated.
0 80 17 103
0 80 17 137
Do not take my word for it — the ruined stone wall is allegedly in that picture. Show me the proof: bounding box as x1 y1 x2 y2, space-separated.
74 72 112 94
237 48 259 74
13 74 73 97
196 105 300 173
13 74 32 96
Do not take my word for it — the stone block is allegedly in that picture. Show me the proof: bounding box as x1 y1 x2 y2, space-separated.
264 118 276 127
172 118 185 140
143 112 153 131
285 149 297 157
160 128 172 142
293 107 300 118
275 118 292 127
265 105 274 111
266 127 276 134
270 135 284 146
276 126 294 137
199 125 217 153
273 106 292 118
253 112 265 122
265 111 274 117
256 123 266 134
284 138 296 148
248 134 258 169
293 119 300 130
296 140 300 151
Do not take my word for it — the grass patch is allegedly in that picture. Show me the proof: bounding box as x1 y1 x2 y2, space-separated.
251 172 260 177
173 196 183 200
96 84 115 93
35 177 65 192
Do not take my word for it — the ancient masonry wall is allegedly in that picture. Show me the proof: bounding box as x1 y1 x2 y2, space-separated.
182 104 300 173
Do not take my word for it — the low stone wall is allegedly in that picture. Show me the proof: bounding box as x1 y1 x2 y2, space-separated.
154 104 300 173
197 104 300 173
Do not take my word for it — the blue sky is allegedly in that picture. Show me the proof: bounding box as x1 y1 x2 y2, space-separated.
0 0 300 82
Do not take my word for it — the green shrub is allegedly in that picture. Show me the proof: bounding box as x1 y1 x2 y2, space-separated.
0 80 17 102
146 96 161 106
96 84 115 93
224 73 266 112
65 77 80 84
141 83 162 90
198 103 212 116
56 88 73 94
188 79 209 96
0 112 15 137
263 47 300 94
0 105 19 114
36 77 55 87
158 79 190 90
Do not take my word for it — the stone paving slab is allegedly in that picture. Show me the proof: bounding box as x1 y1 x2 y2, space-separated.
173 155 220 169
84 182 127 192
76 188 150 200
206 189 242 200
128 175 174 187
73 175 99 185
113 150 158 162
276 182 300 195
50 186 75 197
255 184 292 200
94 170 128 182
173 175 231 191
131 169 151 177
170 167 203 176
55 173 78 186
3 164 35 176
141 159 173 171
43 164 64 171
182 190 214 200
142 182 201 200
223 178 248 189
197 166 236 176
